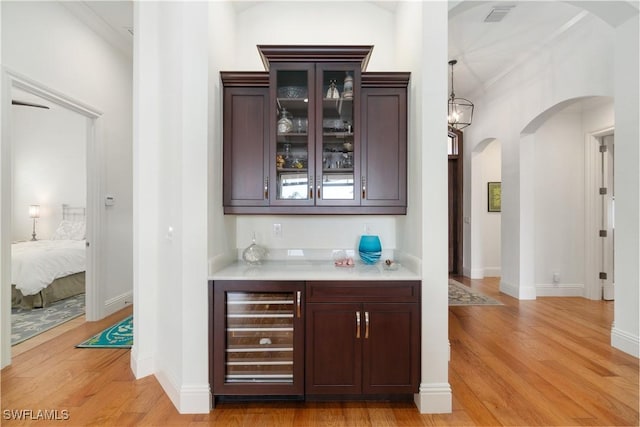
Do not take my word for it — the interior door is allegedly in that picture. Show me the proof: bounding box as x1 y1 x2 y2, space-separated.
448 129 463 274
601 134 615 300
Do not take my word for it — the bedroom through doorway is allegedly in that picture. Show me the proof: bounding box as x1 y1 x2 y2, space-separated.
2 73 104 364
10 88 88 348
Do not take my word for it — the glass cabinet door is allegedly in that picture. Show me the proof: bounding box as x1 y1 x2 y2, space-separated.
316 64 360 205
272 64 314 205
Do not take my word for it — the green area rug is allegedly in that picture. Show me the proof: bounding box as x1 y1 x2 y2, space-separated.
449 279 503 306
12 294 85 346
76 315 133 348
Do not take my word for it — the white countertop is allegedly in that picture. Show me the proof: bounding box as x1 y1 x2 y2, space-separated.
210 260 420 281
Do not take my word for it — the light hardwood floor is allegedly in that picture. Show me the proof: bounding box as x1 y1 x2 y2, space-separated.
2 277 638 426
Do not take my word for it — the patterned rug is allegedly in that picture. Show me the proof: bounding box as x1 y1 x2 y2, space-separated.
12 294 85 345
449 280 503 306
76 315 133 348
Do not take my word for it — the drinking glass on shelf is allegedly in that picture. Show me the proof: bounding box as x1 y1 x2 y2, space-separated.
293 118 306 133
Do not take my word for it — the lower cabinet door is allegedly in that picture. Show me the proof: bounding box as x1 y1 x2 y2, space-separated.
305 303 362 395
362 303 420 394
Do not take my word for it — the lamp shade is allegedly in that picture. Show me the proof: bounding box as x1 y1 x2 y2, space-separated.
447 59 474 130
29 205 40 218
448 97 474 130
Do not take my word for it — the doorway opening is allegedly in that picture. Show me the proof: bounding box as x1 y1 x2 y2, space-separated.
1 71 103 366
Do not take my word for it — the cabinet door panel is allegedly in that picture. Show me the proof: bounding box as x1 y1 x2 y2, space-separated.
360 88 407 206
306 303 362 394
362 303 419 394
223 88 270 207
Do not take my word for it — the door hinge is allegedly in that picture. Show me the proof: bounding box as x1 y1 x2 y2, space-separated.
599 187 608 195
599 230 608 237
599 272 608 280
599 145 608 153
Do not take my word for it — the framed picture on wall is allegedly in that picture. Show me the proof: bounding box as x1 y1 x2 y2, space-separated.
488 182 501 212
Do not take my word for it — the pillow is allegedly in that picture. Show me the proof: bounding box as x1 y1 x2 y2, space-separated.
51 220 86 240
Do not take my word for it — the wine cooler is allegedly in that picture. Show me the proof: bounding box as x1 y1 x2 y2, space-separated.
212 281 304 396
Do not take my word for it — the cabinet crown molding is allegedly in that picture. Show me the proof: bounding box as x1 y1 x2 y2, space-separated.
220 71 269 87
257 45 374 71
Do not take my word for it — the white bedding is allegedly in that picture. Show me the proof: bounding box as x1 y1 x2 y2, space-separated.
11 240 86 296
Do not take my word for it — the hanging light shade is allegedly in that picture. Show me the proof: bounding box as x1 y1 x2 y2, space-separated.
447 59 474 130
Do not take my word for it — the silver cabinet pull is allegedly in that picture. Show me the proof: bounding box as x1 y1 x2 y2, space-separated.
356 311 361 339
317 184 321 199
296 291 301 318
362 176 366 199
364 311 370 339
264 176 269 199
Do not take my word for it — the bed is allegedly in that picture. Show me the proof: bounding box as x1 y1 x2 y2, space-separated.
11 205 86 309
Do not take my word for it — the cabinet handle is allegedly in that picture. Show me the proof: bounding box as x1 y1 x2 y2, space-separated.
296 291 301 318
362 176 366 199
356 311 361 339
264 176 269 199
364 311 370 339
317 185 321 199
309 176 313 199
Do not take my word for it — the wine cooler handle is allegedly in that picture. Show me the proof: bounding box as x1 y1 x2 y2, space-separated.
296 291 302 318
356 311 361 339
365 311 370 339
264 176 269 199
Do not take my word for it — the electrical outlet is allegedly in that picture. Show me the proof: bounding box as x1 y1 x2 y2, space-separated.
273 223 282 238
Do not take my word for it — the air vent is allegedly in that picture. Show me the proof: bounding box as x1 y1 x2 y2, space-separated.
484 5 515 23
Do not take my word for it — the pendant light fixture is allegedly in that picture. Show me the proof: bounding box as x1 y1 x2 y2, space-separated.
448 59 474 130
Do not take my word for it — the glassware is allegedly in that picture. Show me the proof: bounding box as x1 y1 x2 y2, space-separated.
242 233 267 265
343 72 353 99
358 235 382 265
277 108 293 134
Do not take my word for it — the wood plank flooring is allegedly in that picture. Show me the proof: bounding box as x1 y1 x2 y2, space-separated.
2 277 638 426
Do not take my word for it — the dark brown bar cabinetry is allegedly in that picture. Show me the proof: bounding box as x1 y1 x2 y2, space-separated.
221 46 409 214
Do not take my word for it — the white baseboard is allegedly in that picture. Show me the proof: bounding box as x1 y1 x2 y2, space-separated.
130 346 154 379
468 267 484 279
611 327 640 358
155 369 211 414
414 382 452 414
536 283 585 297
104 290 133 317
483 267 501 277
500 280 536 300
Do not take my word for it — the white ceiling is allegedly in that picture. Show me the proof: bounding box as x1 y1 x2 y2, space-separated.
68 0 637 104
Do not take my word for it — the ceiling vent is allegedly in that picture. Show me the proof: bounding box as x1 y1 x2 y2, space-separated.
484 5 515 23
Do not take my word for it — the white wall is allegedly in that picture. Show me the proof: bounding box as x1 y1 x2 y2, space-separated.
11 104 86 241
208 1 237 273
464 11 615 298
133 1 210 413
233 2 396 71
1 1 133 307
463 4 638 356
612 15 639 357
479 139 501 277
533 109 585 293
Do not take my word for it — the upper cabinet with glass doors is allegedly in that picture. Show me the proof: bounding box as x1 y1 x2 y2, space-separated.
222 46 409 215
